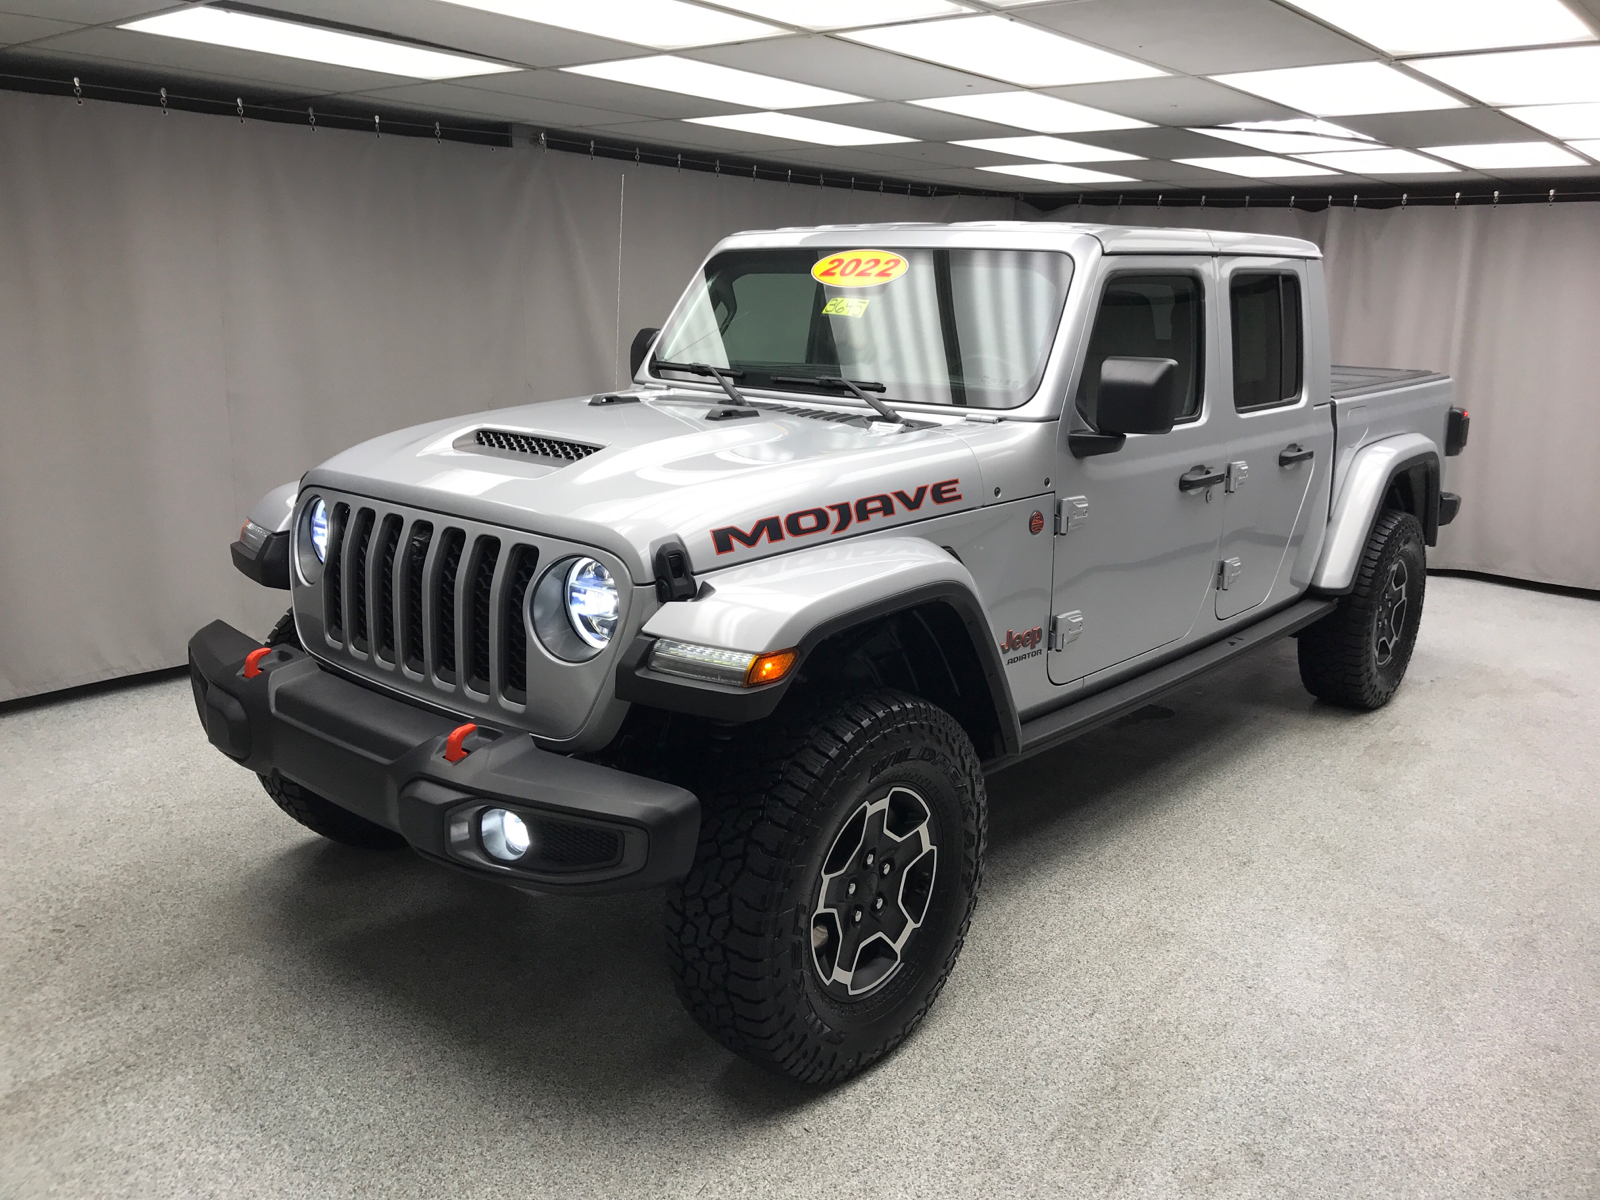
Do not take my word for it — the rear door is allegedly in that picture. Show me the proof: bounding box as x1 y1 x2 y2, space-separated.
1049 257 1228 686
1214 259 1333 620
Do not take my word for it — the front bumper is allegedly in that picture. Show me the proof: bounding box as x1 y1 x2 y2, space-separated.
187 621 699 894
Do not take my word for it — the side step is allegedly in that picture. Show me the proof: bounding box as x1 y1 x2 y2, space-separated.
999 597 1337 771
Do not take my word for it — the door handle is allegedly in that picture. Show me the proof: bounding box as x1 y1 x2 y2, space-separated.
1279 444 1314 466
1179 465 1226 491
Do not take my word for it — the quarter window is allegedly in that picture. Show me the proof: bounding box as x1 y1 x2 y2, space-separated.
1075 274 1204 424
1230 272 1303 410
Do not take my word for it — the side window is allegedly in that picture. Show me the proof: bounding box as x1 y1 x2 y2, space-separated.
1075 274 1203 425
1230 272 1303 410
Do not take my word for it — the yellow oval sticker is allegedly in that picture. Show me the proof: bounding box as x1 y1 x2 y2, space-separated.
811 249 908 289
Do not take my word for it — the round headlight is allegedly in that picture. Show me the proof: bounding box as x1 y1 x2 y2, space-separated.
309 498 329 563
480 807 532 862
565 557 618 649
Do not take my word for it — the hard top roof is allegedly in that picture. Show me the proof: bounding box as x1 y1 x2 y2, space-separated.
731 220 1321 260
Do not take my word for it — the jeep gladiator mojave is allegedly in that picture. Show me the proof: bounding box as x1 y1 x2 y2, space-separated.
194 222 1468 1084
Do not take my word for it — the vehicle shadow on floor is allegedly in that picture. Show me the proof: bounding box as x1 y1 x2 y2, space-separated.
241 644 1319 1111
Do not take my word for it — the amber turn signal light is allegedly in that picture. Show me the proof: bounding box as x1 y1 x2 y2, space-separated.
745 649 797 687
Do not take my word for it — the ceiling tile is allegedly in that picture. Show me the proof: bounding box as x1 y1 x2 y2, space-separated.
455 66 749 120
1045 76 1301 126
1018 0 1374 75
865 140 1027 168
33 24 436 93
238 0 652 70
0 13 79 46
1058 125 1253 159
0 1 166 20
1335 108 1546 148
798 100 1020 141
350 82 646 127
685 35 1011 102
589 117 799 154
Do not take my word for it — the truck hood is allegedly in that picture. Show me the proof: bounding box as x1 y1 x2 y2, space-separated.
304 391 984 583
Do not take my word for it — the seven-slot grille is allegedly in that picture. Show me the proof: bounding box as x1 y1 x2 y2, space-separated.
312 499 544 710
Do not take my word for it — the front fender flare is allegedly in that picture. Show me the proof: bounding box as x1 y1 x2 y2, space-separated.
1313 433 1439 594
615 537 1019 752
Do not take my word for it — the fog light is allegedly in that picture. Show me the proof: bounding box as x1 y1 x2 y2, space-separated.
480 807 531 862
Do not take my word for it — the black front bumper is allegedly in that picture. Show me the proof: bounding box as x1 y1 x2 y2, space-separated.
187 621 698 894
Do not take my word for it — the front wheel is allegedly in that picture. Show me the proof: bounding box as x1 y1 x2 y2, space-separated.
1298 509 1426 710
666 690 986 1085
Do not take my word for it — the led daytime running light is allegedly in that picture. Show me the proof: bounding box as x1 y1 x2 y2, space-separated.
648 639 797 687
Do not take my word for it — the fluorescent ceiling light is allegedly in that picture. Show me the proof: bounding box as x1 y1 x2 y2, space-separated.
911 92 1150 132
843 15 1165 88
1410 47 1600 107
1176 156 1339 178
979 163 1138 184
1568 139 1600 159
1506 103 1600 139
1212 62 1461 116
1422 141 1587 168
434 0 782 48
1285 0 1593 56
1293 148 1458 173
955 135 1141 162
564 56 862 108
119 8 515 78
685 112 915 145
1195 127 1376 153
708 0 967 31
1224 118 1377 140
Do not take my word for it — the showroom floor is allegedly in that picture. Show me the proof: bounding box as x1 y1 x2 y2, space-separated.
2 575 1596 1199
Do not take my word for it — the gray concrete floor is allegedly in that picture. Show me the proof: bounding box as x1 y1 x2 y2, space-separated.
2 575 1597 1199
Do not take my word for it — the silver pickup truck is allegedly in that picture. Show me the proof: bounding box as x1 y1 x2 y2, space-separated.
193 221 1468 1084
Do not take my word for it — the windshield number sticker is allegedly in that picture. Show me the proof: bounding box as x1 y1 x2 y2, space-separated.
821 297 870 318
812 250 907 289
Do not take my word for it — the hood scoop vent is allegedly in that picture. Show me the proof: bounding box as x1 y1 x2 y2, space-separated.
755 402 868 427
461 428 603 467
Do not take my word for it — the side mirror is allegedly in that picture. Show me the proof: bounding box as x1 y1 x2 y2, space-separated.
630 327 660 379
1094 356 1183 436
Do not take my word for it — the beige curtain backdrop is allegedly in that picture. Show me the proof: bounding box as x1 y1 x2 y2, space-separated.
2 89 1596 701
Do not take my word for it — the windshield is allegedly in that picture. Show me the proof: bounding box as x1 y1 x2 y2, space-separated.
653 246 1074 410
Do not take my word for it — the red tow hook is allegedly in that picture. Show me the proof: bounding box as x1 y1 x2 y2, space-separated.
242 647 272 679
444 723 478 764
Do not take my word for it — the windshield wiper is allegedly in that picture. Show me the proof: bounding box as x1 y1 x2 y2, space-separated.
772 375 905 425
652 359 750 406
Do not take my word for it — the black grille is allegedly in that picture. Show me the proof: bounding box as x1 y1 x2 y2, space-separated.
324 503 349 640
534 817 624 870
348 508 375 651
473 428 601 463
465 536 500 694
374 515 403 660
434 529 466 682
501 545 539 702
401 522 433 672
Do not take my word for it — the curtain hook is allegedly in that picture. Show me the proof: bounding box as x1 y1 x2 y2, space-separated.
434 121 441 143
539 130 546 153
159 87 167 115
1401 193 1407 209
1549 188 1556 204
1493 189 1499 207
373 113 380 138
308 106 315 131
73 76 82 105
635 146 640 163
589 139 594 159
1199 194 1205 207
237 97 244 123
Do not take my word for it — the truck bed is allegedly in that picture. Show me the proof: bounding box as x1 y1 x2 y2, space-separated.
1331 365 1446 399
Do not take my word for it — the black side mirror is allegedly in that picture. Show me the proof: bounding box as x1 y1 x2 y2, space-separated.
630 327 660 379
1095 356 1183 435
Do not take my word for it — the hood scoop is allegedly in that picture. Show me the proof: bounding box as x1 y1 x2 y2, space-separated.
755 401 869 427
458 428 603 467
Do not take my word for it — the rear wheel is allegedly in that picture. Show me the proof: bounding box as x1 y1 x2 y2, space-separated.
1298 509 1426 710
258 771 406 849
666 690 985 1085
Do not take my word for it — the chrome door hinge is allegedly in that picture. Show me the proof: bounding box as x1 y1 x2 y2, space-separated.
1218 557 1242 590
1226 460 1248 492
1050 610 1084 650
1055 495 1088 535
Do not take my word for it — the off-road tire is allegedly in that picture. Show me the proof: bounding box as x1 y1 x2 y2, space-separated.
258 771 406 849
666 689 986 1085
1298 509 1426 710
266 609 300 649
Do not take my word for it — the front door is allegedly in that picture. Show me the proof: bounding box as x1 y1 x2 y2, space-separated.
1214 260 1334 621
1049 258 1228 686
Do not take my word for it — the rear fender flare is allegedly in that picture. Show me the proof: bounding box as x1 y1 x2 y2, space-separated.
1314 433 1439 594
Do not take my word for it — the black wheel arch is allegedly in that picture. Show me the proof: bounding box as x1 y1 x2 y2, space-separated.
1380 450 1443 546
